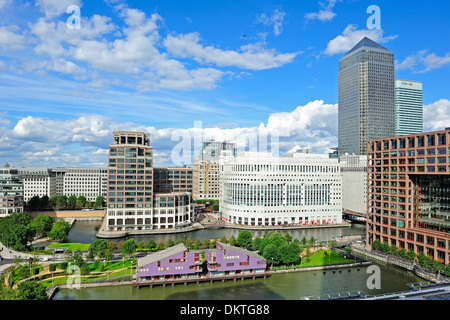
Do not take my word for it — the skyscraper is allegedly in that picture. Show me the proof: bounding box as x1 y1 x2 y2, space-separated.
395 79 423 136
338 37 395 156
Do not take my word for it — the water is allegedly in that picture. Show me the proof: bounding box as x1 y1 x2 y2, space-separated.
55 221 427 300
52 261 425 300
67 220 366 245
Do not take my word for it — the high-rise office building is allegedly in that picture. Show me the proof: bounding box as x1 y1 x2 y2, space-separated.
338 37 395 156
105 131 194 231
395 80 423 136
367 129 450 264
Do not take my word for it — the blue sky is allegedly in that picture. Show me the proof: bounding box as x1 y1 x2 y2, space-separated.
0 0 449 167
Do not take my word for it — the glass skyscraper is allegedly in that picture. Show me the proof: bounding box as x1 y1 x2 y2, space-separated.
338 37 395 156
395 79 423 136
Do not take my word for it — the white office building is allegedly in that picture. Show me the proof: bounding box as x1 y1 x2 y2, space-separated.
19 168 56 202
219 152 342 226
395 80 423 136
63 168 107 202
340 154 367 215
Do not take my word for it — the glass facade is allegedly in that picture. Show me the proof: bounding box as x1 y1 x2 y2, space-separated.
412 175 450 233
338 37 395 156
395 80 423 136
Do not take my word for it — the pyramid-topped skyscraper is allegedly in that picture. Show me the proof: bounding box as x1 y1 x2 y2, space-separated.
338 37 395 156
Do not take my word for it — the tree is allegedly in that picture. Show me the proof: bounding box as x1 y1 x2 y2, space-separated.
147 239 156 250
39 195 49 210
263 244 280 266
27 196 40 211
228 235 236 246
90 239 109 259
30 214 55 237
56 195 67 210
283 232 293 244
236 230 253 249
17 281 48 300
49 196 59 209
67 195 77 210
252 237 263 252
94 196 104 209
0 212 34 251
48 219 71 241
77 196 87 207
122 239 137 258
280 242 301 265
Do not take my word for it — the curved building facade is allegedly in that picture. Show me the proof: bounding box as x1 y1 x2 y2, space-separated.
219 152 342 226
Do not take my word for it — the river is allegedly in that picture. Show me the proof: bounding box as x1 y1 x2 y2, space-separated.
53 220 427 300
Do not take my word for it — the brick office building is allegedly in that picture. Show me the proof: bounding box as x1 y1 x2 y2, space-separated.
367 129 450 264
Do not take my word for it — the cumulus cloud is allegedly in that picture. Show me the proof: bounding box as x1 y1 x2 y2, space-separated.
423 99 450 132
396 50 450 73
324 24 397 56
21 4 299 92
1 100 339 168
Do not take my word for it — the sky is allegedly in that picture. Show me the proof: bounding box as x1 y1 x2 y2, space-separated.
0 0 449 168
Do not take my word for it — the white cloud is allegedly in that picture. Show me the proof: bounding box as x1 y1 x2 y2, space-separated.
36 0 82 19
164 32 299 71
423 99 450 132
0 25 27 51
324 24 397 56
2 100 339 167
305 0 340 23
396 50 450 73
256 9 286 36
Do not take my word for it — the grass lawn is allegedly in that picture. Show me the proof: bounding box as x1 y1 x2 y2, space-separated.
48 243 91 251
301 249 356 267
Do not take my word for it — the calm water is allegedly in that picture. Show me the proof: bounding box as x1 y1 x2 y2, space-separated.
52 261 425 300
67 220 366 245
55 221 427 300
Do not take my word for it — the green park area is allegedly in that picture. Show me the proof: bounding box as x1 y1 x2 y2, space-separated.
48 243 91 251
299 249 356 268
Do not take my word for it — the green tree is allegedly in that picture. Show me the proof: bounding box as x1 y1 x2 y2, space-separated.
263 244 280 266
67 195 77 210
30 214 55 237
39 195 49 210
280 242 301 265
49 195 58 209
0 212 34 251
147 239 156 250
27 196 41 211
56 195 67 210
17 281 48 300
90 239 109 259
228 235 236 246
77 196 87 207
48 219 71 241
252 237 263 252
122 239 137 258
283 232 293 244
94 196 104 209
236 230 253 249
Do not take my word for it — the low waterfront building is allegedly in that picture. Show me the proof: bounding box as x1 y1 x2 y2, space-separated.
219 152 342 226
205 242 266 277
62 168 107 202
136 243 203 282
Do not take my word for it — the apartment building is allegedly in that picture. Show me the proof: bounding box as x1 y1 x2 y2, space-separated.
367 129 450 263
105 131 195 231
0 167 24 217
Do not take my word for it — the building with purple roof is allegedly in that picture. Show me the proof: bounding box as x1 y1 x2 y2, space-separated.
205 242 266 277
136 243 202 282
